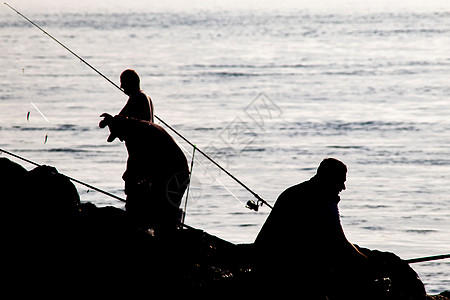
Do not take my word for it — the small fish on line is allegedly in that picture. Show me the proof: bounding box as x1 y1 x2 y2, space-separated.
27 111 30 121
44 134 48 144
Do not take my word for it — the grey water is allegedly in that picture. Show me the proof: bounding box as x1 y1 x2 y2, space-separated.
1 0 449 293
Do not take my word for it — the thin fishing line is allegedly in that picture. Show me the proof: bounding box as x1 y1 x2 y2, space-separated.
193 156 247 207
30 102 50 123
182 146 196 224
175 139 246 207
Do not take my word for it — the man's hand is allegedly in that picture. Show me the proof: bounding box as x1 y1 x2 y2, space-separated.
99 113 118 142
99 113 113 128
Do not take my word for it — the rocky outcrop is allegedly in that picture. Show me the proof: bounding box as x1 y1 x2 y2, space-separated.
1 158 448 299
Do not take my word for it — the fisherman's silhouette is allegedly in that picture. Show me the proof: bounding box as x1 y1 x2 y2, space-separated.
254 158 426 300
99 114 189 235
118 69 154 123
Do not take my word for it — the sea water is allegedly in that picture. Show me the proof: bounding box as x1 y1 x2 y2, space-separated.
0 0 449 293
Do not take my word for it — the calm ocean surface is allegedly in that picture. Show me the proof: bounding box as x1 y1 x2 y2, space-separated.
1 0 449 293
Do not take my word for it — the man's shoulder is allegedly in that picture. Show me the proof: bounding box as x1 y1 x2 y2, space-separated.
280 180 312 197
272 180 312 208
129 90 149 101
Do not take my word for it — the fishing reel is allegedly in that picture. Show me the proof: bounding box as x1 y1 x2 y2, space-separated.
246 199 263 211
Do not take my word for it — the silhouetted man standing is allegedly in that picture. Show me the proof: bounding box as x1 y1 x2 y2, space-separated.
99 114 189 235
118 69 154 122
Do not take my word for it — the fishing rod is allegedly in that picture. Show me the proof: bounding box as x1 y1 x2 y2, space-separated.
404 253 450 264
4 3 121 92
0 148 126 203
4 2 272 210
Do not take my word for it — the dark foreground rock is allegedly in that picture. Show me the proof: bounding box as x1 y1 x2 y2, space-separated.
1 157 448 299
428 292 450 300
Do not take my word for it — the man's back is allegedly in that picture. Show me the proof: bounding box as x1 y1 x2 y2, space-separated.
101 116 189 232
255 179 342 259
124 120 188 183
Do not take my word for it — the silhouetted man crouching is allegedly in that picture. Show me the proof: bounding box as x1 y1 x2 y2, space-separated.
254 158 426 300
